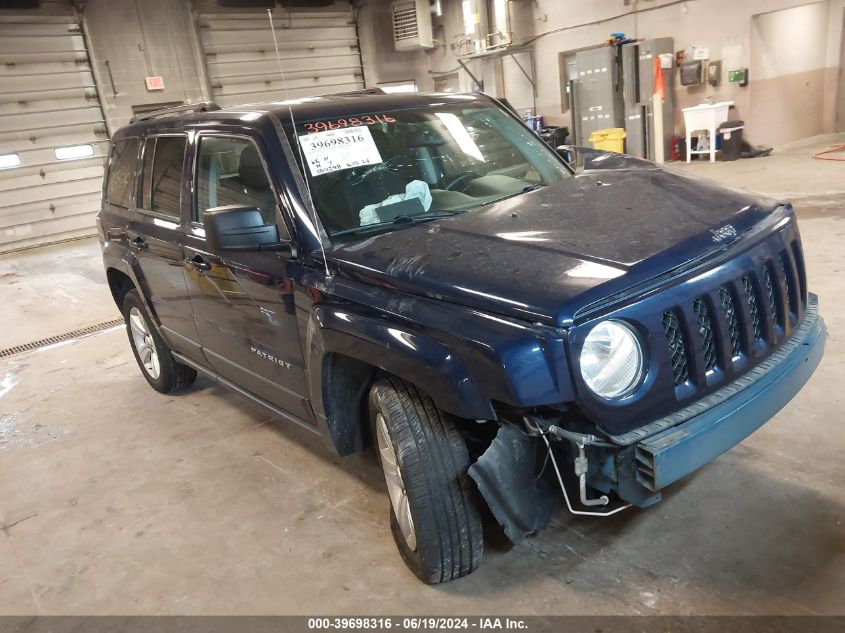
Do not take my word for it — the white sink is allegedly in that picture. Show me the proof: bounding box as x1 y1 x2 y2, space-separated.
683 101 734 112
682 101 734 162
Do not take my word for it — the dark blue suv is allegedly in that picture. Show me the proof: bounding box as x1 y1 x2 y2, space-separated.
97 92 827 584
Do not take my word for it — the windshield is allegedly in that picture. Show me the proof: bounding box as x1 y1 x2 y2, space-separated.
286 102 570 239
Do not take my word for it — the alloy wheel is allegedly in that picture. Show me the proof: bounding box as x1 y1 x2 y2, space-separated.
376 412 416 551
128 307 160 380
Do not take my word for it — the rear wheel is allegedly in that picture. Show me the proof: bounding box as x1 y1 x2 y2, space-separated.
123 289 196 394
369 377 484 583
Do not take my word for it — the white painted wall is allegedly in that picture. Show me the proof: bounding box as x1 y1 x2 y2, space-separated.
750 3 832 146
752 3 828 80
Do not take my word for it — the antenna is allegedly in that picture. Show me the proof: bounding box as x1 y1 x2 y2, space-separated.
267 8 332 279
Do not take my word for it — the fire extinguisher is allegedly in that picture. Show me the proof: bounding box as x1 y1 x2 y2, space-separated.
671 135 681 161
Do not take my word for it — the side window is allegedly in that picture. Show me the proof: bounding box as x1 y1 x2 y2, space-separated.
105 138 139 208
195 136 284 234
139 136 186 219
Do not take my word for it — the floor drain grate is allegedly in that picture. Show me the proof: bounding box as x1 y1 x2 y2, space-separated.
0 318 125 359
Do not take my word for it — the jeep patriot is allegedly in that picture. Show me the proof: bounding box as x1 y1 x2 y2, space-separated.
97 92 827 583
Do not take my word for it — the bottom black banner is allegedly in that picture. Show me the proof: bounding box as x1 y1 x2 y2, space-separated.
0 617 843 633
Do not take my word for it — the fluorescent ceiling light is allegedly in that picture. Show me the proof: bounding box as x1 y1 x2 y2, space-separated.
379 82 417 94
495 231 550 242
435 112 484 162
566 261 626 279
462 0 475 35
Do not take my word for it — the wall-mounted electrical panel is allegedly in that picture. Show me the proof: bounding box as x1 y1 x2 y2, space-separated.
391 0 434 51
570 37 674 159
621 44 644 156
572 47 624 146
623 37 674 160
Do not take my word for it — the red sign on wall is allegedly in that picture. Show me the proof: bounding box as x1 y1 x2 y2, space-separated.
145 76 165 91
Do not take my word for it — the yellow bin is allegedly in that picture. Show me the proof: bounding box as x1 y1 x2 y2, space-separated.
588 128 626 153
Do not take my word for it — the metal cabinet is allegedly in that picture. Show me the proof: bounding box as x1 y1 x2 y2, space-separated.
572 47 624 146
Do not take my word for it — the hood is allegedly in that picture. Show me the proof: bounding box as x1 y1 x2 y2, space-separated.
330 167 782 326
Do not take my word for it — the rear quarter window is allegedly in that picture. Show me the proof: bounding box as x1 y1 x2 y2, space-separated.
105 138 140 208
139 135 187 219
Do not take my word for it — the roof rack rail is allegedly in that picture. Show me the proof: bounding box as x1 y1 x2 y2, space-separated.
324 88 386 97
130 101 221 124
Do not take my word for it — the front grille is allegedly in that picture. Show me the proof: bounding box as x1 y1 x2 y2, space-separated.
719 286 742 357
659 237 805 395
662 309 689 385
692 297 717 372
578 226 808 436
762 265 778 328
780 252 792 317
743 275 762 341
791 240 806 304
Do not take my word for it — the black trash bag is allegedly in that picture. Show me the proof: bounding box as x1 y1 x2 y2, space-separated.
740 137 773 159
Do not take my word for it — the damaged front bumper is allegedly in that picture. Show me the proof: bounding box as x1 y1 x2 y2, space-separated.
622 293 826 501
469 295 827 543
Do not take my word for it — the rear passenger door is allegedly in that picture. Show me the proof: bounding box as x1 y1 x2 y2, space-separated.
128 134 201 358
182 132 312 423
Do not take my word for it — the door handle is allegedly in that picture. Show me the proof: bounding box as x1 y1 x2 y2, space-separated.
189 254 211 272
130 236 148 250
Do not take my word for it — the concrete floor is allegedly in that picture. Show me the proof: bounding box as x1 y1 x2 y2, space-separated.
0 134 843 615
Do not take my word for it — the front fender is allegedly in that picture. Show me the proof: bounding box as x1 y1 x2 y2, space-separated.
307 304 494 425
302 286 578 455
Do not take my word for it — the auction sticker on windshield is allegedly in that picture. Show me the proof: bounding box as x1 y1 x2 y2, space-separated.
298 126 383 176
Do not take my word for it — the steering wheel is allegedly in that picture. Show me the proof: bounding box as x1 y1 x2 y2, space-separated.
442 171 482 192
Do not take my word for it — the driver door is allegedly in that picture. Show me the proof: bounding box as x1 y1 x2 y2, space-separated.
182 132 313 424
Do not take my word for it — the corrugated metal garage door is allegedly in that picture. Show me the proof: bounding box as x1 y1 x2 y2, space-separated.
0 3 108 254
196 1 364 107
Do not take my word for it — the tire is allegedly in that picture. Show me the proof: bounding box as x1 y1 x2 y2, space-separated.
369 377 484 583
122 289 197 394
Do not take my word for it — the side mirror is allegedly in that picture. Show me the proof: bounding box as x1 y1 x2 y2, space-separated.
556 145 576 166
204 205 289 253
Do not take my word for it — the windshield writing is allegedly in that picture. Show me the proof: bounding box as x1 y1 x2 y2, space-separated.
290 103 569 239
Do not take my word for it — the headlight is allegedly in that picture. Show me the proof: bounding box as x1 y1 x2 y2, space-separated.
579 320 644 399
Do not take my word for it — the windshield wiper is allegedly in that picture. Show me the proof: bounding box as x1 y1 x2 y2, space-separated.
477 183 547 209
390 212 458 224
522 183 545 193
332 212 460 237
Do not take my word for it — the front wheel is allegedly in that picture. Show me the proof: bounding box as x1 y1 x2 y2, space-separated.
369 377 484 583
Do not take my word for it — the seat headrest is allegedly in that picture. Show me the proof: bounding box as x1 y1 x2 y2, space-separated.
369 127 390 150
406 127 446 147
238 145 269 190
